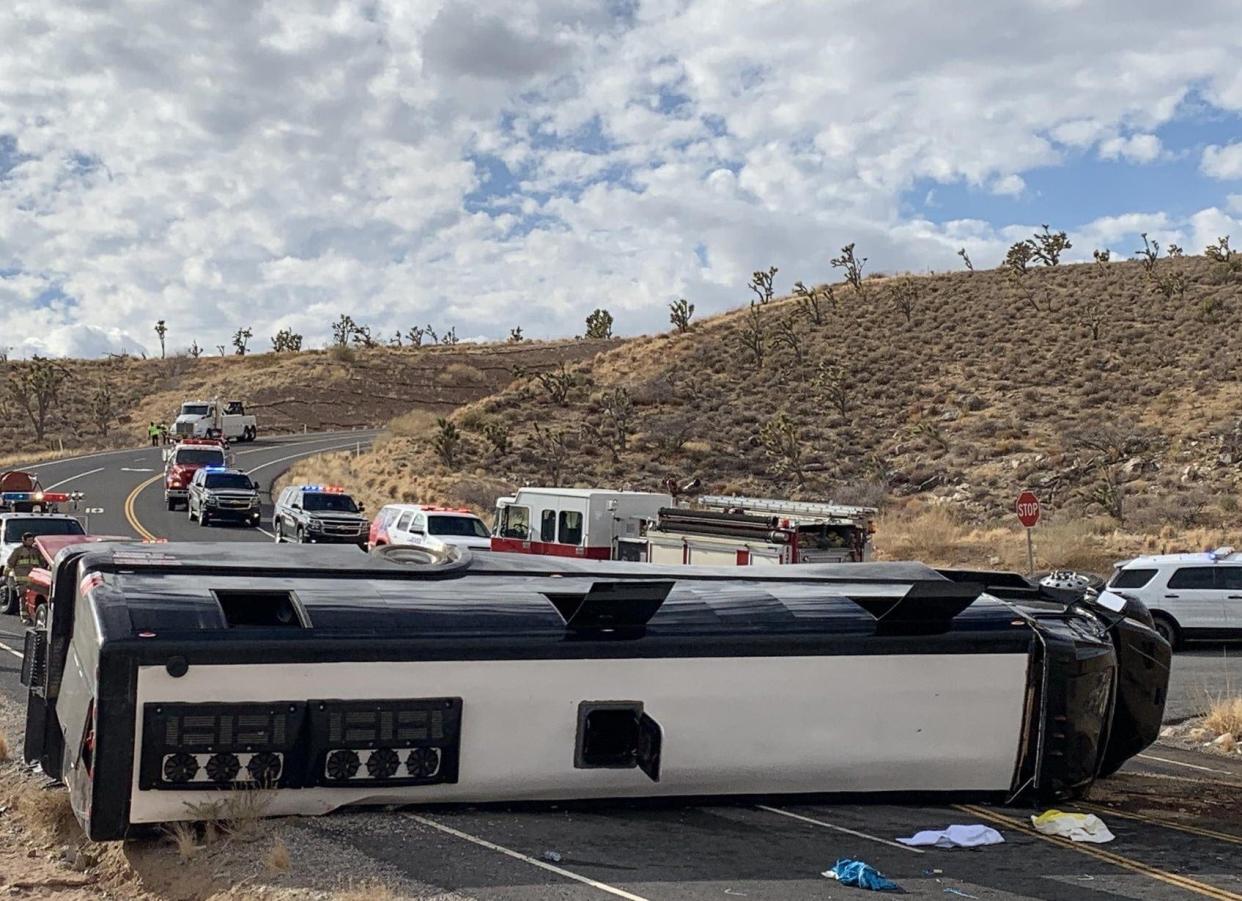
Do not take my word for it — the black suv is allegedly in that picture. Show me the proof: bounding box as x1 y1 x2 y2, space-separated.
187 468 262 527
272 485 367 549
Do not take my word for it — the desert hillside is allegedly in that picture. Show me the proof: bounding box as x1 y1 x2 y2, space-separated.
284 250 1242 559
0 339 612 461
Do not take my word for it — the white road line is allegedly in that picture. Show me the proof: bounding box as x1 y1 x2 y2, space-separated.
1137 753 1234 775
43 467 105 489
0 638 24 660
755 805 924 853
405 814 649 901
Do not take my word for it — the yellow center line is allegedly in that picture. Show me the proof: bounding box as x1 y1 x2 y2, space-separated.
123 474 164 542
954 804 1242 901
1075 803 1242 848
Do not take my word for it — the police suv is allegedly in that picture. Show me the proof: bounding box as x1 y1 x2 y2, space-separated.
187 468 262 528
272 484 368 549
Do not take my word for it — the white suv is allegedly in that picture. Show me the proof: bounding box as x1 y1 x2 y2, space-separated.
369 504 491 554
1107 548 1242 648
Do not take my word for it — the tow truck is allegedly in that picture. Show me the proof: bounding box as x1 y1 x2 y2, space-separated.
172 398 257 442
0 471 72 513
163 438 230 511
647 495 877 566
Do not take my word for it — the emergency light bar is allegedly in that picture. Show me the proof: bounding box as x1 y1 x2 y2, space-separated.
300 485 346 493
1 491 67 503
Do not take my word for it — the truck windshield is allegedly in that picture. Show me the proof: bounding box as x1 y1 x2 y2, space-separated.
303 493 360 513
173 449 226 466
204 473 253 490
180 404 210 416
428 515 489 539
3 518 85 542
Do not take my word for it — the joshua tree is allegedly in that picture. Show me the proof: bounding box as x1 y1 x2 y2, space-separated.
1133 233 1160 274
481 419 511 455
530 422 570 486
90 381 115 436
154 320 168 358
1004 240 1034 276
331 314 357 347
668 297 695 332
508 326 524 343
1092 248 1111 268
432 417 462 467
188 340 203 358
814 362 851 419
758 412 805 484
831 244 867 294
957 247 974 274
585 308 614 339
1029 224 1071 266
5 355 68 442
890 277 919 323
216 345 227 357
1205 235 1241 280
748 266 777 305
404 325 427 347
441 326 459 346
515 362 577 405
770 314 805 364
232 326 252 355
585 387 635 462
737 301 765 366
270 328 304 352
350 324 378 348
1167 243 1185 258
792 281 832 325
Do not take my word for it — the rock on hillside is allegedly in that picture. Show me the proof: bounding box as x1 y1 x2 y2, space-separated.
0 339 612 459
287 253 1242 526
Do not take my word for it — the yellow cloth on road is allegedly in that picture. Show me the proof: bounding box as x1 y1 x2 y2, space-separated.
1031 809 1115 843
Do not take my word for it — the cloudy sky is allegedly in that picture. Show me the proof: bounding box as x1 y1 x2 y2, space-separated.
2 0 1242 358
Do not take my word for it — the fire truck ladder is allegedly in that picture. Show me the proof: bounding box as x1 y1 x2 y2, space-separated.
696 495 876 519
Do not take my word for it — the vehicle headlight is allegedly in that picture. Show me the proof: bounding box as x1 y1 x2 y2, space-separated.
205 496 219 506
308 519 323 531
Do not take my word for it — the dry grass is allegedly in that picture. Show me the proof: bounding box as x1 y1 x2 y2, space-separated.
334 880 399 900
0 732 10 762
265 836 291 872
165 820 201 861
1204 697 1242 736
11 778 80 842
183 786 275 843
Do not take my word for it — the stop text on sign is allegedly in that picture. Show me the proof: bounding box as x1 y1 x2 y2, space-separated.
1015 490 1040 528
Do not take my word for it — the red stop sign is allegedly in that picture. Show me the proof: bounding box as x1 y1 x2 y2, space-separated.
1015 490 1040 528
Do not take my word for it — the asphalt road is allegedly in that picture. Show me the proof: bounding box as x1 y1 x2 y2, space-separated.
0 440 1240 900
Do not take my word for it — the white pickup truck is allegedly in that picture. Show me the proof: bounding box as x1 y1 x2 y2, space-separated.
172 399 257 442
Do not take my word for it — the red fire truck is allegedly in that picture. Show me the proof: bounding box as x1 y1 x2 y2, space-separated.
162 438 229 510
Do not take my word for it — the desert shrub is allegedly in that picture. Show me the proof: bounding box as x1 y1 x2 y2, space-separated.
437 362 484 385
386 409 440 437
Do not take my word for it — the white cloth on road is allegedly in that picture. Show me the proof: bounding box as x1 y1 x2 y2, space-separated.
896 824 1005 849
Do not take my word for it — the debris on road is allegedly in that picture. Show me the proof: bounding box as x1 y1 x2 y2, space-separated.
541 850 563 862
822 858 904 892
1030 810 1115 843
897 825 1004 849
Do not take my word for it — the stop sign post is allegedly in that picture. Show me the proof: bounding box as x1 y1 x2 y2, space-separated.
1015 490 1040 576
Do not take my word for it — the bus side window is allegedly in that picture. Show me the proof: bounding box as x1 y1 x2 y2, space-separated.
540 509 557 542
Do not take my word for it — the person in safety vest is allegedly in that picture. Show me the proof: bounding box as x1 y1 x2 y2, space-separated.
5 533 41 622
147 422 160 446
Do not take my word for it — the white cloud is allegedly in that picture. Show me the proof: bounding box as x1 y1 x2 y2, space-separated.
3 0 1242 356
991 174 1026 197
1098 133 1163 163
1202 142 1242 179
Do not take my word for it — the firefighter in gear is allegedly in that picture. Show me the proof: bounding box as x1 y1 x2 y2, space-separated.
5 533 40 623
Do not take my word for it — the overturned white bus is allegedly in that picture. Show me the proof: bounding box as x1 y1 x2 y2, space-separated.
21 542 1169 841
